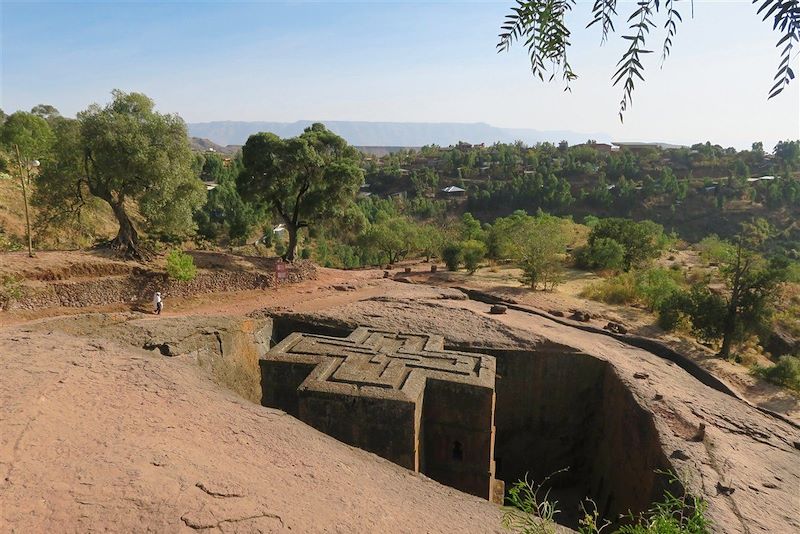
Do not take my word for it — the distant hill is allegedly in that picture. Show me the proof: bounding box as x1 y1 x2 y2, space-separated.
187 120 610 148
189 137 240 155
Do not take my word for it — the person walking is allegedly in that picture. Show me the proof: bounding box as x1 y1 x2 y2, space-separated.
153 291 163 315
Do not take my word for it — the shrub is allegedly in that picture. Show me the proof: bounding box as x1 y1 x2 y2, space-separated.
657 291 693 331
461 239 487 274
753 356 800 392
502 474 561 534
683 286 728 344
636 268 682 311
0 274 23 309
575 237 625 271
696 234 730 262
503 470 711 534
300 247 311 260
165 249 197 281
442 243 463 271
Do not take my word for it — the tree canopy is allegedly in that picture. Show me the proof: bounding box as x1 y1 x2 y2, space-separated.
1 111 54 162
35 90 205 259
238 123 363 261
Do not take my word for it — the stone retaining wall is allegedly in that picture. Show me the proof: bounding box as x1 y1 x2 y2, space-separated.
3 261 316 311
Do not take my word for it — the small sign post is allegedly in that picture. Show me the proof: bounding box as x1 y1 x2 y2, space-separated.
275 260 288 287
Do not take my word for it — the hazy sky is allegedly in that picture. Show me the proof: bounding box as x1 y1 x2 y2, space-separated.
2 0 798 148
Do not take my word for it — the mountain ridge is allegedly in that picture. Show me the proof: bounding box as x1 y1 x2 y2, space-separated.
187 120 611 148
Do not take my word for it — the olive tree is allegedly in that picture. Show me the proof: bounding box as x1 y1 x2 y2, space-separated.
36 90 205 259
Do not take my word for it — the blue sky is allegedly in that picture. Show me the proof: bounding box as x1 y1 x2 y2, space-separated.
1 1 798 148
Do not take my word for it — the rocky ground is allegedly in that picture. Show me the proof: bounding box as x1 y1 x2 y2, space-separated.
0 328 506 533
1 253 798 532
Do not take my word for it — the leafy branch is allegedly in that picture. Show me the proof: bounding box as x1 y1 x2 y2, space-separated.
497 0 577 89
499 0 799 119
756 0 800 98
660 0 683 63
588 0 619 44
613 1 656 122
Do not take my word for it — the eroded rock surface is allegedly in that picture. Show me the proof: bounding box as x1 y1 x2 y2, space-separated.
261 295 800 533
0 329 506 533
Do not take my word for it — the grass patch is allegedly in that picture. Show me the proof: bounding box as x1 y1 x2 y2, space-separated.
752 356 800 393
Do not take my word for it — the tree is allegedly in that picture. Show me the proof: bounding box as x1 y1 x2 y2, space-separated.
714 223 789 359
490 211 570 289
774 140 800 172
30 104 61 123
498 1 799 119
238 123 363 261
588 218 665 271
516 217 569 290
360 216 417 265
36 90 205 259
416 223 445 262
410 168 439 197
1 111 54 159
1 112 54 256
577 236 626 271
194 153 257 244
460 212 484 240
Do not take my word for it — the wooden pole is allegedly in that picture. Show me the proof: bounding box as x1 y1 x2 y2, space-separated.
13 144 34 257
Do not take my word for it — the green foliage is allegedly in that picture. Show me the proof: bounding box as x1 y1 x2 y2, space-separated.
165 249 197 282
195 154 257 245
695 235 731 263
583 268 683 310
494 212 571 290
498 0 799 119
274 237 286 258
460 212 484 241
657 291 693 332
360 216 418 265
0 274 23 307
0 111 54 161
752 356 800 392
35 91 205 259
461 239 487 274
504 470 711 534
588 218 666 271
636 268 684 312
416 224 445 262
410 167 439 197
30 104 61 122
238 123 363 261
657 285 732 343
501 473 562 534
576 237 626 271
682 286 728 344
613 485 711 534
583 215 600 228
442 243 463 271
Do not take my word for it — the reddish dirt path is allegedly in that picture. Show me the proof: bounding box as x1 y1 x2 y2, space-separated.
0 267 386 327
